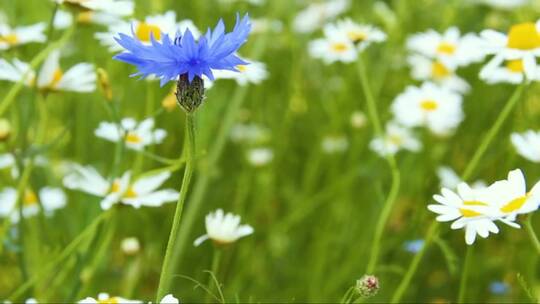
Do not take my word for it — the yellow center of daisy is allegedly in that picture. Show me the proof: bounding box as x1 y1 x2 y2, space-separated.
110 181 121 193
507 22 540 50
387 135 403 145
347 31 366 43
331 42 349 53
431 61 451 79
436 42 456 55
77 11 94 23
0 33 18 45
124 187 137 198
136 23 161 42
420 99 438 111
98 297 120 304
506 59 524 73
125 132 142 144
236 65 247 72
23 190 38 206
459 200 489 218
500 194 529 213
50 69 63 88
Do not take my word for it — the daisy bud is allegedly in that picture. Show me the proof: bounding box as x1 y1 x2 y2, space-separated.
176 74 204 113
0 119 11 141
355 275 379 298
97 68 113 101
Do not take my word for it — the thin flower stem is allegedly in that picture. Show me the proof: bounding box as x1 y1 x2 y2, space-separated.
525 214 540 255
156 113 196 302
458 246 474 302
7 211 110 301
357 56 401 274
391 82 527 303
206 248 223 302
0 25 74 117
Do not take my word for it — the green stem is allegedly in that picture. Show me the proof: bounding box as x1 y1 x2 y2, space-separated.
206 249 223 302
525 214 540 255
167 85 248 277
0 25 74 117
155 113 196 302
8 211 109 301
358 56 401 274
458 246 473 303
391 82 526 303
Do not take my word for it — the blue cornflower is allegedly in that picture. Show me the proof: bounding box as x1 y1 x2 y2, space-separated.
113 13 251 86
489 281 509 295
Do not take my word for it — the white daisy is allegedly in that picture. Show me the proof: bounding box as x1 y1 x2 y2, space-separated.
63 165 178 210
213 58 268 86
37 50 96 93
428 183 500 245
369 122 422 157
194 209 254 246
246 147 273 167
0 22 46 50
159 294 179 304
56 0 134 16
95 11 199 52
334 18 386 51
480 56 540 84
407 54 470 93
480 21 540 81
0 187 67 223
309 27 357 64
293 0 350 33
0 58 36 86
407 27 486 66
511 130 540 162
78 293 141 304
321 135 349 154
391 82 464 135
95 117 166 151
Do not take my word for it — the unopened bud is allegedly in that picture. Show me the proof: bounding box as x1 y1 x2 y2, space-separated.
176 74 204 113
97 68 113 101
355 275 379 298
0 119 11 141
121 237 140 255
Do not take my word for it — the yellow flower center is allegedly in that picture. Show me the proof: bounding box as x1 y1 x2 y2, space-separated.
23 190 38 206
459 200 488 218
387 135 403 145
420 99 438 112
507 22 540 50
136 23 161 42
50 69 63 88
431 61 451 79
236 65 247 72
110 181 121 193
125 132 142 144
77 11 94 23
500 194 529 213
124 187 137 199
506 59 524 73
0 34 18 45
436 42 456 55
98 297 119 304
347 31 366 43
331 42 349 53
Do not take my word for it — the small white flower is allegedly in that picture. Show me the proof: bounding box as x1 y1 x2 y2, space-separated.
391 82 464 136
194 209 254 246
78 293 141 304
63 165 178 209
159 294 179 304
121 237 140 255
309 33 357 64
407 27 486 67
480 56 540 84
369 122 422 156
333 18 386 51
293 0 350 33
0 22 46 50
0 58 36 87
95 118 166 151
0 187 66 223
407 55 470 94
321 135 349 154
247 147 274 167
511 130 540 162
213 58 268 86
37 50 96 92
480 21 540 81
95 11 199 52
